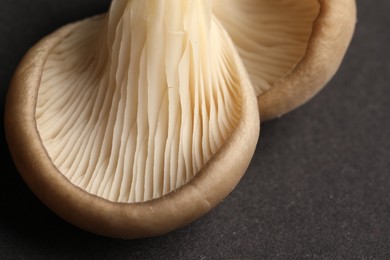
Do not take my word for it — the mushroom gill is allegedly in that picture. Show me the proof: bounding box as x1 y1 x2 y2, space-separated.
213 0 356 120
213 0 320 95
35 0 246 203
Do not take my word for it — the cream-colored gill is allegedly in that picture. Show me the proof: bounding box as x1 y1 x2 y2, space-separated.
36 0 242 203
213 0 320 95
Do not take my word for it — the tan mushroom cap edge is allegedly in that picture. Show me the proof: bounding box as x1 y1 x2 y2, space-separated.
259 0 357 121
4 18 260 239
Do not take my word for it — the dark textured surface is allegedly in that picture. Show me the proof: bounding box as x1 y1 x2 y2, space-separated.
1 0 389 259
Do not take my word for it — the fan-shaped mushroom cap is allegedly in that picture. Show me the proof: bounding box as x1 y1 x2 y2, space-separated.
213 0 357 120
5 0 259 238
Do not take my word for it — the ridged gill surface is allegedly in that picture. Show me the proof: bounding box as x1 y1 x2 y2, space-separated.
213 0 320 95
36 0 243 203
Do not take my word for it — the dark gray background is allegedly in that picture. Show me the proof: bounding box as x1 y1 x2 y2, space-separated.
1 1 389 259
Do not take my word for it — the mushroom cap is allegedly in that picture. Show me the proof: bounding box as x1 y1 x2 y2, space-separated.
4 11 259 239
214 0 357 120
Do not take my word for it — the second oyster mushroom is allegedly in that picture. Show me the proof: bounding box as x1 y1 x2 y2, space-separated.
5 0 259 238
213 0 357 120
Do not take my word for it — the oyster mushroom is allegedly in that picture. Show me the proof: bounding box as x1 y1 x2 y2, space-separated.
5 0 259 238
213 0 357 120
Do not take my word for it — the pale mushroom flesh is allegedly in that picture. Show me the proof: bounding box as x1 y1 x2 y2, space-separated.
213 0 320 96
35 0 249 203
